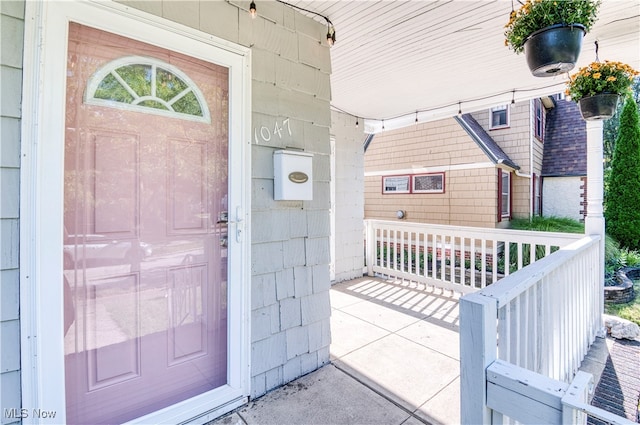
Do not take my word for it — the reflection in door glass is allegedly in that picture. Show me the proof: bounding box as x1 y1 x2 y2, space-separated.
64 22 229 425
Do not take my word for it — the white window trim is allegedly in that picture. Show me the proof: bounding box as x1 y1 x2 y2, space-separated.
20 2 252 424
86 56 212 123
412 173 445 194
501 171 511 218
489 104 510 130
382 175 411 194
534 99 544 141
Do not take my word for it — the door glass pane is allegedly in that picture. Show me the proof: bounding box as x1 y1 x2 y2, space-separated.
64 23 229 425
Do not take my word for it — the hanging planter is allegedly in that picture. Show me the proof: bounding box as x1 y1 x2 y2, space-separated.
504 0 601 77
566 61 639 121
578 93 619 120
523 24 585 77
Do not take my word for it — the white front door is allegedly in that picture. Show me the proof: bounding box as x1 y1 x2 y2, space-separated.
21 3 250 424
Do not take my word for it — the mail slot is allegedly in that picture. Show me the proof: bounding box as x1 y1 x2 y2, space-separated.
274 150 313 200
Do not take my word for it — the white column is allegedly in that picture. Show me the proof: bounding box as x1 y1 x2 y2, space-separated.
584 120 605 335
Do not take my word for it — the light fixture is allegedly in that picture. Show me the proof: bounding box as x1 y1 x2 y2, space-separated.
275 0 336 46
326 24 336 46
415 111 419 124
355 117 359 128
249 1 257 19
396 210 406 219
382 119 385 130
511 90 516 108
457 102 462 116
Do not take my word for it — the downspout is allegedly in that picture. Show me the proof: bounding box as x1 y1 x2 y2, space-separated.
528 100 535 218
530 102 534 217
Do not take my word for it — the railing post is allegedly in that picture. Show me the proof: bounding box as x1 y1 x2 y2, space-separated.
460 293 497 425
584 120 605 336
365 219 374 276
561 371 593 425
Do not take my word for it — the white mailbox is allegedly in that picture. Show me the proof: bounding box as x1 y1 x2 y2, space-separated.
274 150 313 200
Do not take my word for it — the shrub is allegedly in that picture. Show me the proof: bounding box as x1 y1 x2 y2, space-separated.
605 97 640 250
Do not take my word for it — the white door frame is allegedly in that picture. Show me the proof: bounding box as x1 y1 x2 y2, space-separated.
20 2 251 423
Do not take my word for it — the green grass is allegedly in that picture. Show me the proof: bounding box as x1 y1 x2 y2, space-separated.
510 216 640 326
605 280 640 326
509 216 585 233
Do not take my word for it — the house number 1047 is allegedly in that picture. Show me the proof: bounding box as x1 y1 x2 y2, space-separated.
254 118 292 144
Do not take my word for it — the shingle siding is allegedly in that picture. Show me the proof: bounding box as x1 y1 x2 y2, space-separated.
1 1 24 423
364 118 499 228
542 99 587 177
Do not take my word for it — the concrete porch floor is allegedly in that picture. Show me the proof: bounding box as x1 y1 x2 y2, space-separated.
210 276 631 425
213 276 462 425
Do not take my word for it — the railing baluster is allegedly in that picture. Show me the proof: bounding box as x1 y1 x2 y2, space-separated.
530 243 536 265
517 242 523 271
460 235 464 287
450 235 455 284
385 228 390 277
362 220 585 298
400 230 405 275
409 231 414 276
504 241 510 277
470 238 476 288
480 240 486 289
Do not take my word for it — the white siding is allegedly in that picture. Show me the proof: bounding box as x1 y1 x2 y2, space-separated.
1 1 24 424
542 177 584 221
331 111 365 282
244 8 333 395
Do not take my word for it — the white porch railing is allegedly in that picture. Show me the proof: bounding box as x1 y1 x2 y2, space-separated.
364 219 582 293
460 235 634 424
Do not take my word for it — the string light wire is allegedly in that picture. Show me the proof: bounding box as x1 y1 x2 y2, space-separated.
275 0 335 46
330 80 571 126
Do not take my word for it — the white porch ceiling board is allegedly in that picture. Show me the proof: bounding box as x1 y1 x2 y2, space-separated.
283 0 640 128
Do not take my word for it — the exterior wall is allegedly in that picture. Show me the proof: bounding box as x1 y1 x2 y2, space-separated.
471 102 532 219
471 103 531 174
331 111 365 282
364 118 498 228
120 0 333 400
542 176 585 221
11 0 336 415
1 1 24 424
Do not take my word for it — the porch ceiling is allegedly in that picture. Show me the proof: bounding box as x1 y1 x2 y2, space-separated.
286 0 640 132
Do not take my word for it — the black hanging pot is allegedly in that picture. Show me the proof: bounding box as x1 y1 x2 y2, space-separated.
524 23 585 77
578 93 619 121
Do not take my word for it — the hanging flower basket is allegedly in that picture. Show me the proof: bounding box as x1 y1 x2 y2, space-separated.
504 0 601 77
524 24 585 77
566 61 639 121
578 93 619 120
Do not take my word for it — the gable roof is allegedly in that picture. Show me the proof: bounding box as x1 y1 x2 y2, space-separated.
541 99 587 177
454 114 520 170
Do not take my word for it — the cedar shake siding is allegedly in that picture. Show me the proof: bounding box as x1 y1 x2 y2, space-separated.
364 114 519 228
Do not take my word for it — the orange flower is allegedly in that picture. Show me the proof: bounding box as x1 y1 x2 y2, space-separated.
593 72 601 79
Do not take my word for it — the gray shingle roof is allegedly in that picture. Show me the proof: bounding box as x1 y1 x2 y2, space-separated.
455 114 520 170
541 98 587 177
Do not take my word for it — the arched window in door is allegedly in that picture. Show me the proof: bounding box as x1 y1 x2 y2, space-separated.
85 56 211 123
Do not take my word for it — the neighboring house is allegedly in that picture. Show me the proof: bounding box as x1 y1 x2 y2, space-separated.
1 2 364 424
365 97 553 228
541 98 588 221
